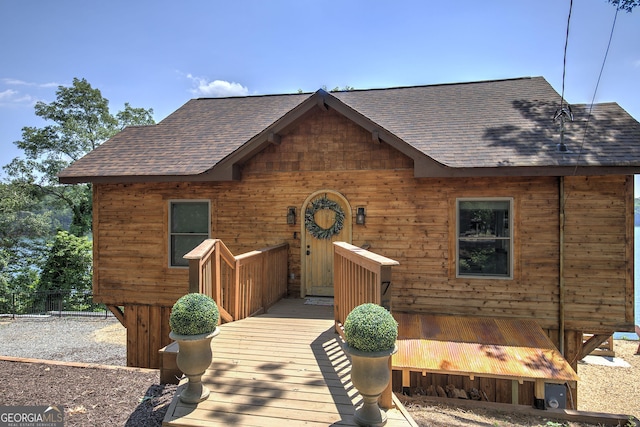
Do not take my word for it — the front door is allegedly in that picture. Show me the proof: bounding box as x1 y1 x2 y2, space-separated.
302 190 352 297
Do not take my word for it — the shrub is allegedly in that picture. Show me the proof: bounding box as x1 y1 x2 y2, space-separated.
344 303 397 352
39 230 92 294
170 293 219 336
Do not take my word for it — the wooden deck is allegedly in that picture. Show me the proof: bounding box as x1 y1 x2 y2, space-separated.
163 298 416 426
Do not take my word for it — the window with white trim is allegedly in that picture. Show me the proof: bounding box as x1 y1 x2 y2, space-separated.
169 200 210 267
456 198 512 278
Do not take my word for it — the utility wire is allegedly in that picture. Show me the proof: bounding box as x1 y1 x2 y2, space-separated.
559 1 619 201
560 0 573 112
562 2 620 210
555 0 574 152
571 5 620 177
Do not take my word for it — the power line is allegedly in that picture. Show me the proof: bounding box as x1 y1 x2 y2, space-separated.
556 0 620 165
561 3 620 207
572 5 620 174
555 0 574 152
560 0 573 112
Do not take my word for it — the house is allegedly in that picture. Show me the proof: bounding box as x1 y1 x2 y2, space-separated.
59 76 639 405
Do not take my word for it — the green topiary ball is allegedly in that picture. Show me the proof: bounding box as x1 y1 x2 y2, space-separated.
344 303 398 352
170 293 220 336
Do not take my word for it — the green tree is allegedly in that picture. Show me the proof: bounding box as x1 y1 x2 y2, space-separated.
330 85 355 92
37 230 93 310
608 0 639 11
320 85 356 93
0 182 50 301
3 77 155 236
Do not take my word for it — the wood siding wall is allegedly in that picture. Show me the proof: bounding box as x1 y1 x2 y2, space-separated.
92 107 634 368
562 175 635 332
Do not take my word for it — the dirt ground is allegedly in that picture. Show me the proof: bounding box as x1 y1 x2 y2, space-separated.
0 360 176 426
0 319 176 426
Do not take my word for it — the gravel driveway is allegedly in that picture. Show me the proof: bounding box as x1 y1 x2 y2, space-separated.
0 317 126 365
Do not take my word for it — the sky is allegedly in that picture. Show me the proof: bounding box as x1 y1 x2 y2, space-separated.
1 0 639 189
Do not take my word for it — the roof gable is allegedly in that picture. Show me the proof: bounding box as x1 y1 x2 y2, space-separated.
59 77 640 184
331 78 640 170
59 92 312 182
241 107 415 175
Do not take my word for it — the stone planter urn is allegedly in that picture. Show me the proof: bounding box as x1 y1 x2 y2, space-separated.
343 303 398 427
169 329 219 403
169 293 220 404
344 343 398 426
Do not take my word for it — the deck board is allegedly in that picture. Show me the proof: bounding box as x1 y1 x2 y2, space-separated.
393 312 579 384
163 298 415 427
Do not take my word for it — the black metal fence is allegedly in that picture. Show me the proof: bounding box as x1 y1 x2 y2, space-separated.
0 290 114 319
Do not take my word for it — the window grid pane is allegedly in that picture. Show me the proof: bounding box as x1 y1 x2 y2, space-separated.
457 199 511 278
458 240 510 276
170 201 210 267
171 202 209 233
171 234 208 267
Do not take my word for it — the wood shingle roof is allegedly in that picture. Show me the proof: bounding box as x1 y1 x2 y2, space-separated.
58 76 640 184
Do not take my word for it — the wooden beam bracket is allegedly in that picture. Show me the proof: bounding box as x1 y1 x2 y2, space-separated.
372 130 381 143
267 132 281 145
578 333 613 362
107 305 125 326
316 95 328 111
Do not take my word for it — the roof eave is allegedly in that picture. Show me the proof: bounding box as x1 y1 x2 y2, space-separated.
415 164 640 178
58 163 640 185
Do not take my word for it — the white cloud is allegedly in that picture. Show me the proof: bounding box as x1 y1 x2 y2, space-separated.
0 89 18 99
13 94 35 103
2 78 29 86
0 88 35 106
1 78 62 88
186 74 249 97
40 81 61 88
0 78 61 107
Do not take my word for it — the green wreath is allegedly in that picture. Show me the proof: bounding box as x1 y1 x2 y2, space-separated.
305 197 345 239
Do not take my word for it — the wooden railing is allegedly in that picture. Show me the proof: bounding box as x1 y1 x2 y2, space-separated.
333 241 399 333
333 241 399 410
184 239 288 323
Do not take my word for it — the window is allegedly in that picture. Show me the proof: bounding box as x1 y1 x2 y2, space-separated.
169 201 210 267
456 198 512 278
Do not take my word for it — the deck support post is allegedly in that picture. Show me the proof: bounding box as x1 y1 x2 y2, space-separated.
188 260 199 294
511 380 519 405
379 355 394 409
534 379 546 409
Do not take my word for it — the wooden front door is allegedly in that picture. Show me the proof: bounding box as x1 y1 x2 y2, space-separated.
302 191 352 297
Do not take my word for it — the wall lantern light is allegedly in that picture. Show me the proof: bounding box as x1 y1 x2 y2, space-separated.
287 207 297 225
356 207 366 225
